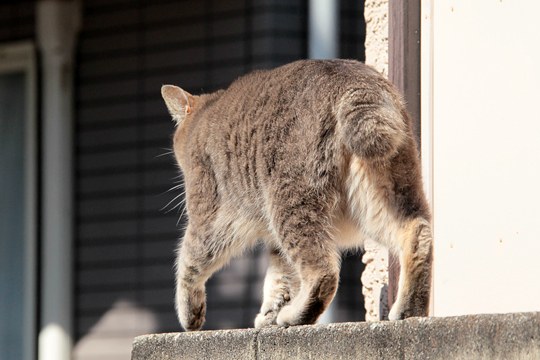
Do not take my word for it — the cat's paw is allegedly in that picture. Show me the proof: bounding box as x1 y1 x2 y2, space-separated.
388 301 427 321
276 304 304 327
254 310 278 328
255 293 290 328
388 302 404 321
184 302 206 331
177 288 206 331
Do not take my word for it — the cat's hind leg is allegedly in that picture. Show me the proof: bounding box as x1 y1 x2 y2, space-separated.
254 247 300 328
388 217 433 320
175 224 239 331
269 197 341 327
275 245 341 327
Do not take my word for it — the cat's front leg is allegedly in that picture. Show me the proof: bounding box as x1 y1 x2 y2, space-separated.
254 248 299 328
175 229 207 331
388 217 433 320
175 224 237 331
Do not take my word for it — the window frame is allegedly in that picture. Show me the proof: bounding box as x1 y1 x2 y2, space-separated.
0 41 38 360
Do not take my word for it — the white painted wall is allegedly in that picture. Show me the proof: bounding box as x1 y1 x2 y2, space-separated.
423 0 540 316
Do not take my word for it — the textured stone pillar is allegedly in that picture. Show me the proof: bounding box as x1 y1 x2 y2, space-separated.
361 0 390 322
361 239 389 321
364 0 389 77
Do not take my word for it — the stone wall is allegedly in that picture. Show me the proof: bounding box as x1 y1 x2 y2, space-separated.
132 312 540 360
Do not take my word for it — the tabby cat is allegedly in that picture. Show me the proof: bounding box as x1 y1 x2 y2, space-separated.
161 59 433 331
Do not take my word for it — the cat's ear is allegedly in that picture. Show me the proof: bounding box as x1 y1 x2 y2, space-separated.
161 85 195 124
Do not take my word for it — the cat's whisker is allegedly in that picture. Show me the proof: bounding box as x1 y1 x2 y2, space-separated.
154 147 175 158
164 203 182 214
176 209 185 226
164 196 188 214
166 184 184 193
177 205 188 226
164 199 186 214
156 151 174 158
158 185 185 197
161 193 184 212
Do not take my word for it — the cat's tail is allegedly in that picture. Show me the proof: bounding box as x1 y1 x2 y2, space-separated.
336 87 408 160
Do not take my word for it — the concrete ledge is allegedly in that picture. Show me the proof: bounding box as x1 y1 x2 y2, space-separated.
132 312 540 360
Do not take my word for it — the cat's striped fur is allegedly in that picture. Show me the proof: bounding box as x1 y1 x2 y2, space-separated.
161 59 433 331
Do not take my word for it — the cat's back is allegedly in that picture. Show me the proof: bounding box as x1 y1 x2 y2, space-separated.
185 59 404 192
225 59 382 98
190 58 395 166
198 59 387 142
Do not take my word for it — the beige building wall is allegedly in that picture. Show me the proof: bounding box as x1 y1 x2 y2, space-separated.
422 0 540 316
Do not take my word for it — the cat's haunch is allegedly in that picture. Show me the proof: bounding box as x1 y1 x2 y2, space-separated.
162 59 433 331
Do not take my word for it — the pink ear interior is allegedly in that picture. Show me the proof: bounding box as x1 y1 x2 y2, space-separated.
161 85 190 115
